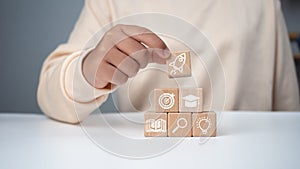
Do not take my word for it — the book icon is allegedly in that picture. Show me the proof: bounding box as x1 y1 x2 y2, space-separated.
145 119 167 132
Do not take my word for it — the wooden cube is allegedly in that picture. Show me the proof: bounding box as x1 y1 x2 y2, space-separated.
144 112 168 137
167 51 191 78
154 88 179 113
179 88 203 112
168 113 192 137
192 112 216 137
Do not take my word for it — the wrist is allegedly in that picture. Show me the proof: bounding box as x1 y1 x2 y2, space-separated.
82 49 108 89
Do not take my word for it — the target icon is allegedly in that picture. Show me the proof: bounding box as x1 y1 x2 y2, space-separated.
158 93 175 109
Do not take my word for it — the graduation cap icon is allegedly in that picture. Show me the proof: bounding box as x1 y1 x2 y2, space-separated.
182 94 200 108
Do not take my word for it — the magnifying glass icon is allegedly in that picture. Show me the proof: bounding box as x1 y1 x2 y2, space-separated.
172 117 188 133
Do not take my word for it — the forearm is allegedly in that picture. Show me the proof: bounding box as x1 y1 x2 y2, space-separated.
37 0 121 123
37 46 111 124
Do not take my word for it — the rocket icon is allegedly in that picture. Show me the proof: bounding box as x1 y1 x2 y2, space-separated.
168 52 186 75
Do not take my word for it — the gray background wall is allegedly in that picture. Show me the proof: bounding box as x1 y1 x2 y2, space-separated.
0 0 84 113
282 0 300 32
0 0 299 114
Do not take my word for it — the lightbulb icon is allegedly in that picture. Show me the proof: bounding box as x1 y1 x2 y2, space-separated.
197 117 212 134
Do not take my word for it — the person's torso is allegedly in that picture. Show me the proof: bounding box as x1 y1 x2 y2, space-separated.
99 0 277 112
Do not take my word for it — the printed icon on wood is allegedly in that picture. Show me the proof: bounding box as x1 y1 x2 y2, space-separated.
154 88 179 113
168 113 192 137
167 51 191 78
192 112 216 137
144 113 168 137
179 88 203 112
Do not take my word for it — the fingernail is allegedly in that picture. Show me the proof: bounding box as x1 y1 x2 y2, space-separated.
154 49 170 59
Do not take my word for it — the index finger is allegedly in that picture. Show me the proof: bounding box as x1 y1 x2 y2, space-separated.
119 24 169 51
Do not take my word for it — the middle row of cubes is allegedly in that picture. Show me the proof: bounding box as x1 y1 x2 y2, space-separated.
154 88 203 113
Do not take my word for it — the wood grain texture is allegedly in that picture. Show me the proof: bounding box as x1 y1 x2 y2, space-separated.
168 113 192 137
154 88 179 113
192 112 216 137
179 88 203 113
167 51 191 78
144 112 168 137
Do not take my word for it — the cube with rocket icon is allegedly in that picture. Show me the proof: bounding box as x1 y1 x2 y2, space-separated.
167 51 191 78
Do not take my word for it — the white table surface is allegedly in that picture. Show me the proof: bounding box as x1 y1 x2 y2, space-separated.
0 111 300 169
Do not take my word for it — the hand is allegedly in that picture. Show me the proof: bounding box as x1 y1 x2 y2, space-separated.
82 24 170 88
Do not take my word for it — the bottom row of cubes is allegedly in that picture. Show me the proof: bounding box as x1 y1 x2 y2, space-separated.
144 112 216 137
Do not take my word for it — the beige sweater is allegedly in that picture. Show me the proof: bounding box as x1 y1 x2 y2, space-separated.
37 0 300 123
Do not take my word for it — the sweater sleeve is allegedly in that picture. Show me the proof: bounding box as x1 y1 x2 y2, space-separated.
37 0 116 123
272 0 300 111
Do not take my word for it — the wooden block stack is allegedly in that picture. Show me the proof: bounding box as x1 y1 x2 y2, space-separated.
144 51 216 137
